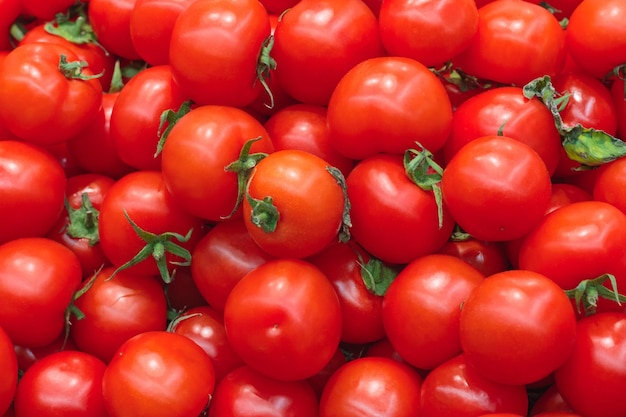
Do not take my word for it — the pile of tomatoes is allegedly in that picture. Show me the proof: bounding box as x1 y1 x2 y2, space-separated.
1 0 626 416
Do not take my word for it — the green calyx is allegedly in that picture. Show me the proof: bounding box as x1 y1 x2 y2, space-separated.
58 54 103 80
155 100 193 157
564 273 626 316
256 35 277 110
45 9 107 54
326 166 352 243
404 144 445 229
65 192 100 246
356 252 399 297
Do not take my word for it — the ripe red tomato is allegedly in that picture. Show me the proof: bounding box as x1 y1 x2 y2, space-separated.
453 0 566 86
593 157 626 215
442 135 552 242
327 56 453 160
610 77 626 140
18 0 80 20
0 0 21 51
88 0 142 60
383 254 485 370
272 0 384 105
223 258 342 381
13 351 108 417
319 357 422 417
459 270 577 386
529 384 575 416
437 237 510 276
0 237 82 347
0 325 17 416
102 331 215 417
379 0 478 68
0 141 66 244
13 333 77 374
169 0 270 107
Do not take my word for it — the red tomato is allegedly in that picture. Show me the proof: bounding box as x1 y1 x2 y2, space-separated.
379 0 478 68
0 237 82 347
208 365 319 417
162 266 207 311
442 135 552 242
525 0 582 20
593 157 626 215
420 354 529 417
319 357 422 417
110 65 189 171
0 42 103 145
13 333 77 373
610 77 626 140
460 270 577 386
437 237 510 276
529 384 575 416
327 56 453 160
0 325 17 416
161 105 274 222
0 141 66 244
259 0 299 14
306 347 348 398
533 413 582 417
0 0 21 51
169 0 270 107
190 218 275 312
13 351 108 417
102 331 215 417
272 0 384 105
383 254 485 370
88 0 142 60
554 312 626 417
546 183 592 214
223 258 342 381
346 153 455 264
453 0 566 86
242 149 347 259
566 0 626 79
18 0 80 20
169 306 244 383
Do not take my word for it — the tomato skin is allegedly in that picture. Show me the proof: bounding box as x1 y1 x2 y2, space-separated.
102 331 215 417
442 135 552 242
13 351 108 417
346 153 454 264
554 312 626 417
109 65 189 171
0 141 66 244
383 254 485 370
208 365 319 417
437 238 510 276
379 0 478 68
224 258 342 381
161 105 274 222
0 325 17 416
610 77 626 140
420 354 529 417
319 356 422 417
242 149 346 259
0 237 82 347
453 0 566 86
327 56 453 160
593 158 626 216
88 0 142 60
18 0 79 20
272 0 384 106
529 384 575 416
0 42 103 145
259 0 299 14
169 0 270 107
0 0 21 51
13 334 77 374
460 270 577 386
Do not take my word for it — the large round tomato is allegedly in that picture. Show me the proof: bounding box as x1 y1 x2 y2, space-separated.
88 0 142 60
223 258 342 381
0 325 17 416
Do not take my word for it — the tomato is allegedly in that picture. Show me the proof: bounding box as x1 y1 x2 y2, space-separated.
460 270 577 386
420 354 529 417
566 0 626 79
110 65 188 171
437 237 510 276
0 42 103 145
529 384 575 416
306 347 347 398
453 0 566 86
13 333 77 373
169 306 244 383
272 0 384 105
308 241 387 345
443 86 563 175
0 141 66 244
259 0 299 14
319 356 422 417
610 77 626 140
98 170 206 279
242 149 348 259
0 237 82 347
554 312 626 417
533 413 582 417
13 351 108 417
442 135 552 242
208 365 319 417
223 258 342 381
129 0 196 66
525 0 582 20
67 92 135 179
69 266 167 363
545 183 592 214
18 0 80 20
263 103 355 177
327 56 453 160
0 0 21 51
379 0 478 68
190 218 275 312
102 331 215 417
163 266 207 311
0 325 17 416
88 0 142 60
169 0 270 107
161 105 274 222
383 254 485 371
593 157 626 215
346 153 455 264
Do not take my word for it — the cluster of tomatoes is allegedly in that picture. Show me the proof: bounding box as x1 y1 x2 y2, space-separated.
1 0 626 416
